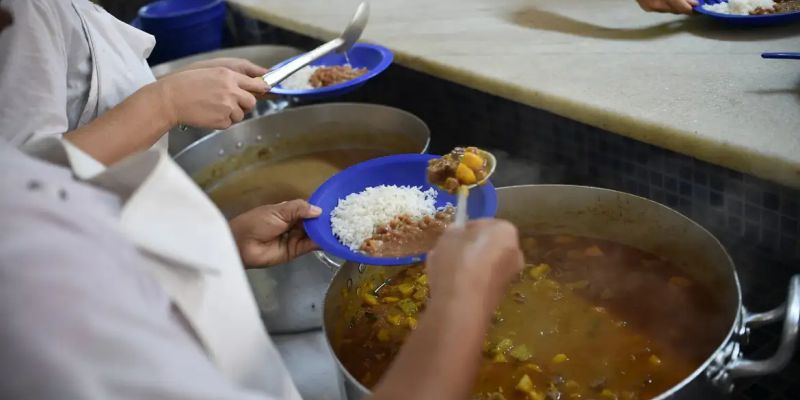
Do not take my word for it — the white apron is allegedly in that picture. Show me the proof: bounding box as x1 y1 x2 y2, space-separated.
71 0 168 152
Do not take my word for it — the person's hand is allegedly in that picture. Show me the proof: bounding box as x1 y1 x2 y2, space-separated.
229 200 322 268
157 67 268 129
636 0 697 14
183 57 269 78
426 219 524 317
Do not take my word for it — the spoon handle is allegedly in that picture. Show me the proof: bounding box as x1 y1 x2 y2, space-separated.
453 186 469 228
262 37 346 87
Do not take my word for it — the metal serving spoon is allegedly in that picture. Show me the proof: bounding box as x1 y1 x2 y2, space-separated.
452 149 496 227
261 1 369 87
177 2 368 132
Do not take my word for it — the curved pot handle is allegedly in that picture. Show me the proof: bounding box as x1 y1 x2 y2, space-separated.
313 250 345 271
709 274 800 392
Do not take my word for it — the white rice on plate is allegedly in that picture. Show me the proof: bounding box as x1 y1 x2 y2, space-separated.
702 0 776 14
331 185 439 251
279 65 318 90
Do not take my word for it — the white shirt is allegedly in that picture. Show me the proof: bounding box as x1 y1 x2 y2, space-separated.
0 0 166 150
0 140 301 400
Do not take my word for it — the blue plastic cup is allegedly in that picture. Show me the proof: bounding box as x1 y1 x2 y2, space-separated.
137 0 226 65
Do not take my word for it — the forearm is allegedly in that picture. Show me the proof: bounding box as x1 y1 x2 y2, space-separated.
64 82 175 165
371 296 490 400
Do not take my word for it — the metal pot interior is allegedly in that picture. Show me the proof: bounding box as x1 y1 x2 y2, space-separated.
323 184 742 398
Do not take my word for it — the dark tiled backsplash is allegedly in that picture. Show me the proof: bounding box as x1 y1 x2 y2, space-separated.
235 16 800 398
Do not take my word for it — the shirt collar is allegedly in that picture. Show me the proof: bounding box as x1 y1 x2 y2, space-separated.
25 138 233 274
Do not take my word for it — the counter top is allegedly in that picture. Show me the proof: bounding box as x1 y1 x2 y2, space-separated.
228 0 800 188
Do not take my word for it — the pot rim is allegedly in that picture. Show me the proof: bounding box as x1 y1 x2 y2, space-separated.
322 184 744 399
173 102 431 162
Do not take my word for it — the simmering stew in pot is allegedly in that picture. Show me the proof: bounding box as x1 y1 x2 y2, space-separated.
204 148 391 217
336 234 729 400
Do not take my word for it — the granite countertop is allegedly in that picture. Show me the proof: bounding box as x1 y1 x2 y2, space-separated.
228 0 800 189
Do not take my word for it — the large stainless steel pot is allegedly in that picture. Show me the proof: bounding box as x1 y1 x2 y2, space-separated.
174 103 430 333
154 45 304 155
321 185 799 400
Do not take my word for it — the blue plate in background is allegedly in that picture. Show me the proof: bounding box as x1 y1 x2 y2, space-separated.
694 0 800 26
304 154 498 266
269 43 393 100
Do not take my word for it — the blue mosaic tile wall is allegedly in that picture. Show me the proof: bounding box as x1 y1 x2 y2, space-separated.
234 15 800 400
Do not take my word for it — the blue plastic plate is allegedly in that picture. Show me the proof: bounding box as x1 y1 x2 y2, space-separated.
694 0 800 25
269 43 393 100
304 154 498 266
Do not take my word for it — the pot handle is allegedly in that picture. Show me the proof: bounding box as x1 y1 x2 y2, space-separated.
709 274 800 392
313 250 345 271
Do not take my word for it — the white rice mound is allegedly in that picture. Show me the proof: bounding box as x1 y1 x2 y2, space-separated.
280 65 318 90
331 185 439 251
702 0 775 15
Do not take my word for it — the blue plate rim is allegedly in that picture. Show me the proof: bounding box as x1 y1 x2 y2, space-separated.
139 0 224 19
303 153 498 266
268 43 394 97
693 0 800 19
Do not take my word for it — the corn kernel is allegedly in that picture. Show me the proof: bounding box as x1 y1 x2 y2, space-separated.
462 151 485 171
525 363 544 373
456 163 477 185
669 276 692 288
528 391 545 400
416 274 429 285
361 293 378 306
600 389 618 400
515 374 534 392
377 329 390 342
386 314 403 326
397 283 415 297
649 354 662 366
407 317 418 330
381 296 400 304
552 353 569 364
585 245 604 257
493 353 508 363
529 263 551 280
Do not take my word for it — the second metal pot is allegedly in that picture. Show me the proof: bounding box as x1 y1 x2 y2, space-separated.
174 103 430 333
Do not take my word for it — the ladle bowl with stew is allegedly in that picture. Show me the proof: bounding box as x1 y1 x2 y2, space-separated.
428 147 497 227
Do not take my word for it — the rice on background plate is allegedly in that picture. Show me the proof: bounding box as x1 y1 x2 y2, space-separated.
702 0 776 14
331 185 440 251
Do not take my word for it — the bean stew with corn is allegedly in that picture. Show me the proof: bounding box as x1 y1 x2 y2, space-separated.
334 234 729 400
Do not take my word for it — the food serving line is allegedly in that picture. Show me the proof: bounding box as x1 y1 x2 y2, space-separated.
145 1 800 399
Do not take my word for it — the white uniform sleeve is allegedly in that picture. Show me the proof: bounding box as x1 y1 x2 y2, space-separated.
0 0 70 146
0 153 280 400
